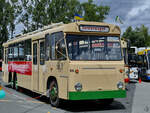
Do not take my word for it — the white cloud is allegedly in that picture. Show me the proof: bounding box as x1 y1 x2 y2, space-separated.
127 0 150 19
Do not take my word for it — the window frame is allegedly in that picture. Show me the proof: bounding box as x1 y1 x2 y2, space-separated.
50 31 67 60
33 43 38 65
40 41 45 65
66 34 122 61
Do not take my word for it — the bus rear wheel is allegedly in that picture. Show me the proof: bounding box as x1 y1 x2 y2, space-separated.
49 80 60 107
13 73 18 90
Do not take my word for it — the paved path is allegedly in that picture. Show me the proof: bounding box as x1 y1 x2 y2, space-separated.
0 73 135 113
132 82 150 113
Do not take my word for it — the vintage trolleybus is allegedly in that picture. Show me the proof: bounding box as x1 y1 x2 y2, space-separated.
2 22 126 107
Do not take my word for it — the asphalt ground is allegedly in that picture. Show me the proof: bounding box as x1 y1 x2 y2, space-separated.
132 81 150 113
0 73 136 113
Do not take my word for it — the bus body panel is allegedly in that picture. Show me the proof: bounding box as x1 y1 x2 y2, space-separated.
2 63 9 83
68 61 125 91
68 61 126 100
17 73 32 90
8 61 32 76
68 90 126 100
50 60 69 99
42 61 69 99
2 21 125 101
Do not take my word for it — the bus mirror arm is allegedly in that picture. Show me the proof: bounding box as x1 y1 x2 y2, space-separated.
56 39 67 60
55 46 67 60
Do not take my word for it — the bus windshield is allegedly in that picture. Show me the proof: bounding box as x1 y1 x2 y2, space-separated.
128 54 137 66
66 34 122 61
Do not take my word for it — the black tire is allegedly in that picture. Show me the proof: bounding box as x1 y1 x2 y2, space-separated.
49 80 60 107
13 73 17 90
8 72 13 88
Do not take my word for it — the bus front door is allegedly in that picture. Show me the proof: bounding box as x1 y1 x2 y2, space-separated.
32 40 45 92
32 41 39 91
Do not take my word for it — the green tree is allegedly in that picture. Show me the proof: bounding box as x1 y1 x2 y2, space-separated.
123 25 150 47
31 0 48 30
20 0 82 31
0 0 20 58
81 0 110 22
19 0 33 33
19 0 110 32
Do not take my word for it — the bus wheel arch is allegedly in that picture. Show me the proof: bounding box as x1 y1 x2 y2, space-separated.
47 76 57 90
47 76 60 107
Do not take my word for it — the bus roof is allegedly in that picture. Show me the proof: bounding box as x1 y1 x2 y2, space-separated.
137 49 150 55
3 21 121 47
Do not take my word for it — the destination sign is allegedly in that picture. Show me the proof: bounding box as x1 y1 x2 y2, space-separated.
79 25 109 32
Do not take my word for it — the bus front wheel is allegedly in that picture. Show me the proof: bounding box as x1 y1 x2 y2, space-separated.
49 79 60 107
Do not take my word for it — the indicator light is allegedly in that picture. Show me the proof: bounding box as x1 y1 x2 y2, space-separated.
75 69 79 74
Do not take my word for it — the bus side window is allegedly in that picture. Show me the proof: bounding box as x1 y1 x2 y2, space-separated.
144 55 148 68
25 39 32 61
14 43 19 61
18 42 25 61
8 45 14 61
40 41 45 65
51 32 66 60
56 39 67 60
51 33 56 60
45 34 50 61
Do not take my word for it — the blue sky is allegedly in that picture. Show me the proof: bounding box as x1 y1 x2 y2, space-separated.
15 0 150 35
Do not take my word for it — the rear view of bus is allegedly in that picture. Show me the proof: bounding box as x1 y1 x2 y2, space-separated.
65 22 126 102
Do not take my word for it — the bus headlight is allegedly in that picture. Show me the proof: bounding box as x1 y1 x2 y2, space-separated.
75 83 82 91
117 82 123 89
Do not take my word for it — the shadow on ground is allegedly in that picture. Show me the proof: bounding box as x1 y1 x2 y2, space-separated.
4 82 137 113
58 100 125 112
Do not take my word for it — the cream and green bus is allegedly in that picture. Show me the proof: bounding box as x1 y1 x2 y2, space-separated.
2 21 126 107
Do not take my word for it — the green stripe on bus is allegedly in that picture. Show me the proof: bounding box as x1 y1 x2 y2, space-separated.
69 90 126 100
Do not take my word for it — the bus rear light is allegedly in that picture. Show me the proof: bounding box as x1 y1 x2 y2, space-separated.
124 78 129 83
75 69 79 74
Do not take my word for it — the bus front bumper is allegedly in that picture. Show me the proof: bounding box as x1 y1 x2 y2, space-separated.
68 90 126 100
